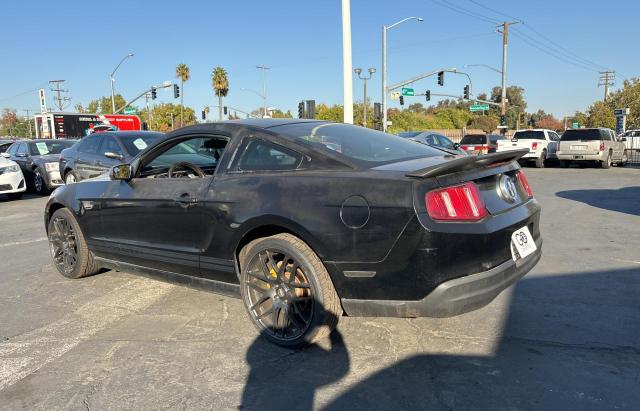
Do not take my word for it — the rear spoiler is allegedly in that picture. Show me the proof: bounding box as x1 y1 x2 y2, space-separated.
406 148 529 178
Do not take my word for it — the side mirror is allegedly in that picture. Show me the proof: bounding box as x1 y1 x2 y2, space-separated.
110 164 132 181
0 152 9 158
15 153 27 158
453 143 461 149
620 137 627 142
104 151 124 161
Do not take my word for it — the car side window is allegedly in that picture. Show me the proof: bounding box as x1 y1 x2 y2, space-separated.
6 143 18 155
16 143 28 155
102 138 122 156
237 139 302 171
78 136 101 154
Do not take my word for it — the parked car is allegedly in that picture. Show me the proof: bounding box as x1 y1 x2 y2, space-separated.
5 139 76 195
459 133 507 155
59 131 165 183
398 131 466 155
618 129 640 152
0 155 26 200
45 119 542 347
0 139 15 153
557 128 627 168
496 129 560 168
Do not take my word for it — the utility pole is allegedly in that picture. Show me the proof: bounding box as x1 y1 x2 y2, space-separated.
599 71 615 101
498 21 520 130
48 80 71 111
342 0 354 124
23 109 33 138
256 65 270 117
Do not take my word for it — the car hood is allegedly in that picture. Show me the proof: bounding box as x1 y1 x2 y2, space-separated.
0 156 18 168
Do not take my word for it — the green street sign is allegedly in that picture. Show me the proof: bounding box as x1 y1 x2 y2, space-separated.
123 107 136 115
401 87 414 96
572 122 580 128
469 104 490 112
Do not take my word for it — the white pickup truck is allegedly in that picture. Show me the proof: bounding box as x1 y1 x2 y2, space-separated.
496 129 560 168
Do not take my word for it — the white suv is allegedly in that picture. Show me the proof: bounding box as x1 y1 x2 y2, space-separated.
496 129 560 168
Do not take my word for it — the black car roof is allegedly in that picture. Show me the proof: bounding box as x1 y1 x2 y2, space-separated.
225 118 329 129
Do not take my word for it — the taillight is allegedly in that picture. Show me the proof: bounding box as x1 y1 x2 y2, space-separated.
531 142 538 150
599 141 605 151
426 182 488 221
557 141 561 151
517 170 533 198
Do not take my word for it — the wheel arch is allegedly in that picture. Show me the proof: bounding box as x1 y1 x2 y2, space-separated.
45 202 66 233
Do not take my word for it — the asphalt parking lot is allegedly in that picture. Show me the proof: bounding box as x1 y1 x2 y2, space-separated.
0 166 639 410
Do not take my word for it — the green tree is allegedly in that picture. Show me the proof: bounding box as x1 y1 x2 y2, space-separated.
570 111 588 128
607 77 640 129
175 63 190 126
270 109 293 118
139 103 196 131
211 67 229 121
86 95 127 114
586 101 615 129
315 104 343 122
490 85 527 128
469 116 499 133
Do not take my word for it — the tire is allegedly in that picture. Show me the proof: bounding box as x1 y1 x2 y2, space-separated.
65 171 79 184
600 152 612 169
617 150 628 167
239 233 342 347
560 160 570 168
535 150 546 168
33 168 50 195
47 208 100 279
7 192 24 200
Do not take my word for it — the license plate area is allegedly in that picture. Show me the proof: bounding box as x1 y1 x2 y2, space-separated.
573 155 584 159
510 226 537 261
571 145 587 150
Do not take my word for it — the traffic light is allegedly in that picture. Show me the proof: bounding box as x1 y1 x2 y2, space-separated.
373 102 382 130
463 85 470 100
223 106 228 115
173 84 180 99
151 86 157 100
500 115 507 126
425 90 431 101
306 100 316 119
201 110 206 120
298 101 305 118
399 96 404 106
437 71 444 86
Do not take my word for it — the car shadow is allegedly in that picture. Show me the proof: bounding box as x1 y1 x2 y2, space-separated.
556 187 640 216
240 268 640 410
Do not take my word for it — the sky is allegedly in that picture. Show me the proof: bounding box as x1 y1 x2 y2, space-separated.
1 0 638 120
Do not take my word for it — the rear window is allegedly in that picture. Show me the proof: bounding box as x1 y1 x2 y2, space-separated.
513 131 545 140
29 140 74 156
119 133 165 156
460 135 486 145
398 131 421 138
561 129 603 141
270 122 442 164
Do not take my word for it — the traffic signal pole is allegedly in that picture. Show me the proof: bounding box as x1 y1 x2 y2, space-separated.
114 83 173 114
498 21 520 129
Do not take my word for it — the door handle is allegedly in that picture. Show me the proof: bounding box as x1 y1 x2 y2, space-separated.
174 193 197 207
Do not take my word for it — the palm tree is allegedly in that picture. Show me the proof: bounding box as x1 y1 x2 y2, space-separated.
211 67 229 121
175 63 190 126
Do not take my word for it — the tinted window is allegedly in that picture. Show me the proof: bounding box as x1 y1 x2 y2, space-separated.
398 131 421 138
513 131 545 140
489 134 506 143
78 135 101 153
102 138 123 155
436 135 455 148
17 143 28 155
29 140 74 156
118 133 165 156
460 135 486 145
271 123 442 164
561 129 602 141
238 139 302 171
146 136 227 172
6 143 18 155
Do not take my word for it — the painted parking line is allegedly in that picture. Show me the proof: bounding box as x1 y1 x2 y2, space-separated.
0 278 174 392
0 238 48 248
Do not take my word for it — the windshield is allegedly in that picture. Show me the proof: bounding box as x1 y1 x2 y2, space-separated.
119 133 165 156
561 129 602 141
514 131 545 140
398 131 421 138
460 135 486 145
270 122 442 164
29 140 75 156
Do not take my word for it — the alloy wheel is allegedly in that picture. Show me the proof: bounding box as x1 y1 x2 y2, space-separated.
243 249 314 342
48 217 78 275
65 173 76 184
34 172 43 192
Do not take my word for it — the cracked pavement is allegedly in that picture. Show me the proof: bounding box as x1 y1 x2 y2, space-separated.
0 167 639 410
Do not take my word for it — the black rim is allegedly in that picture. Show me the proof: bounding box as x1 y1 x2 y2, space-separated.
34 172 42 192
48 217 78 275
243 249 314 341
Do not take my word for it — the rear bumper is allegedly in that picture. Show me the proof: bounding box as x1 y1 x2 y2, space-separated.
341 238 542 318
557 152 605 161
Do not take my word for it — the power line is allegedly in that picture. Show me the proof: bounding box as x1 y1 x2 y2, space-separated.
0 83 48 103
427 0 499 24
599 71 615 101
465 0 521 21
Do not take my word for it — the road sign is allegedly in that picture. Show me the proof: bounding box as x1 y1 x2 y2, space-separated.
572 122 580 128
390 92 400 100
469 104 490 112
401 88 414 96
614 108 630 116
123 107 136 115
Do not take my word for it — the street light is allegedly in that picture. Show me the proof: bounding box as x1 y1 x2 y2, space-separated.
382 16 423 132
240 88 267 117
354 67 376 127
256 65 270 118
110 53 134 113
463 63 502 74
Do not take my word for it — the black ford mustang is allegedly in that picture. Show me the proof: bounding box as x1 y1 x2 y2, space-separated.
45 119 542 347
